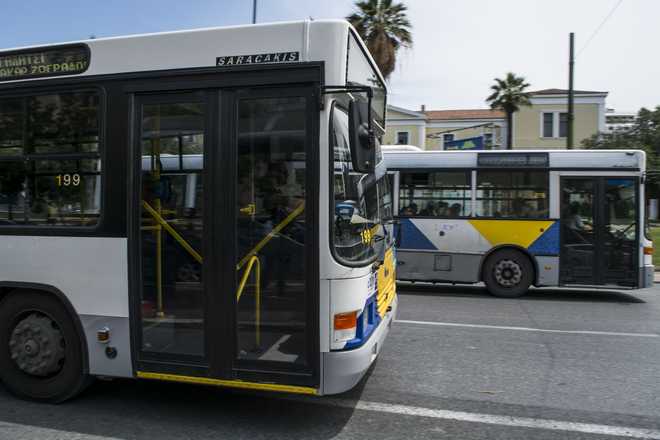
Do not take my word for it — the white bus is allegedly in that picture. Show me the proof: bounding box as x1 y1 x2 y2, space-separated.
383 149 653 297
0 20 397 402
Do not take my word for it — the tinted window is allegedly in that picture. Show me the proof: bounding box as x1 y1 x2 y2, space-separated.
475 171 548 218
236 96 309 366
559 112 568 138
0 91 101 226
399 171 471 217
543 113 554 138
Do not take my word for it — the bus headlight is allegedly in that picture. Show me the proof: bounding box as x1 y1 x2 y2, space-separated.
333 311 358 342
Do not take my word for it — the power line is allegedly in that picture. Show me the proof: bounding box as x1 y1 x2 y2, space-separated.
577 0 624 57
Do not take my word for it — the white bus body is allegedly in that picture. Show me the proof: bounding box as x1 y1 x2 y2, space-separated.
384 149 653 297
0 20 396 401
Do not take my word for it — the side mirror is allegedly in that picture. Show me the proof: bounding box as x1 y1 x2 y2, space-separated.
348 99 375 173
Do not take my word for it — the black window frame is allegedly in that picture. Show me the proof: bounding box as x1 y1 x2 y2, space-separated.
0 85 106 232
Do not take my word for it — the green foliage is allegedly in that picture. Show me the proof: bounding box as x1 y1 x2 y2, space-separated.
486 72 531 149
347 0 412 79
582 106 660 196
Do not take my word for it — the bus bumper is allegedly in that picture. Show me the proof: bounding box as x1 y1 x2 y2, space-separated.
320 294 398 395
641 265 655 288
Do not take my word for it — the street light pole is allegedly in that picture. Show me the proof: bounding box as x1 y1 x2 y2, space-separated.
252 0 257 24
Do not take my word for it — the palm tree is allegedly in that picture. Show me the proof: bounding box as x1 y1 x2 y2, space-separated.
347 0 412 80
486 72 531 149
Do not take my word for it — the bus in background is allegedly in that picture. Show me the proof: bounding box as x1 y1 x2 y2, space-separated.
0 20 396 402
383 148 653 297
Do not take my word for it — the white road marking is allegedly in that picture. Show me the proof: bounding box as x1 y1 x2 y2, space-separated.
0 421 122 440
396 319 660 338
321 399 660 439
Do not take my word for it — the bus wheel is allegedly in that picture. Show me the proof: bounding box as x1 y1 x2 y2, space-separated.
0 291 90 403
483 250 533 298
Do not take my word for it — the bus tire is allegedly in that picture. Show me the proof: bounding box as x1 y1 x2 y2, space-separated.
482 249 533 298
0 290 90 403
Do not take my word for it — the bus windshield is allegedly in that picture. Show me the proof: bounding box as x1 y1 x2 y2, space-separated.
331 102 386 265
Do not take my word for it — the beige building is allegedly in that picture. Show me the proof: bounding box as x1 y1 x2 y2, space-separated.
385 88 607 150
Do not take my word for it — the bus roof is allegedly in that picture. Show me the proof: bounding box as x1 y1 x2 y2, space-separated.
382 149 646 171
0 19 385 90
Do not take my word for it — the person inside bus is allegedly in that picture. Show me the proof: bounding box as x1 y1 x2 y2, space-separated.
565 201 590 231
448 203 462 217
420 201 437 216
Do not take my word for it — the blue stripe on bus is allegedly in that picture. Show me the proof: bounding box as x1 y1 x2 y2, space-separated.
528 221 560 255
397 218 437 250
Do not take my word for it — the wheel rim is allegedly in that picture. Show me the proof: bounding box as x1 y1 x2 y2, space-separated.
493 259 523 288
9 312 65 377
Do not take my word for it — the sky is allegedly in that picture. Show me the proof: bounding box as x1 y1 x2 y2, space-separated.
2 0 659 113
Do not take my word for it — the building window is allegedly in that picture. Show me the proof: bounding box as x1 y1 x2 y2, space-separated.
475 170 548 218
0 91 102 226
396 131 409 145
542 112 554 138
442 133 455 148
483 132 493 149
559 112 568 138
541 112 569 138
398 171 471 217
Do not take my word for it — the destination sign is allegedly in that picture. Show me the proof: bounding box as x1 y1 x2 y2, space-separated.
216 51 299 66
0 44 90 81
477 152 549 168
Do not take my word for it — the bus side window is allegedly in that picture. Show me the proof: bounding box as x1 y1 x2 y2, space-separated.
398 170 471 218
475 170 548 219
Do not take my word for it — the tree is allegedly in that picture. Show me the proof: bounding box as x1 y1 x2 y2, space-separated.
583 106 660 197
486 73 531 149
347 0 412 80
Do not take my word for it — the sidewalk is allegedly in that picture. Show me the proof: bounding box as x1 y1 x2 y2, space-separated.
655 272 660 283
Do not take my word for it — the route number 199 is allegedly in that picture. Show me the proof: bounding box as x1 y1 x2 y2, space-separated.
55 173 81 187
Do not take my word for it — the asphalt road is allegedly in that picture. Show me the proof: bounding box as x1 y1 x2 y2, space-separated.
1 284 660 439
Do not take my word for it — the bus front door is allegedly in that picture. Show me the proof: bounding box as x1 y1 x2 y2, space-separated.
132 84 318 390
560 177 638 287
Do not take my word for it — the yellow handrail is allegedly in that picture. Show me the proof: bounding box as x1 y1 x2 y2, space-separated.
235 255 261 347
237 201 305 270
142 200 203 264
142 197 302 349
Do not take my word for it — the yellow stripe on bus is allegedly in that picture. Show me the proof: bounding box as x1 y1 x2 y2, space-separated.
136 371 318 395
468 220 555 249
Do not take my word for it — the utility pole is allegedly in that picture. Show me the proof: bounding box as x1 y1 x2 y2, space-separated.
567 32 575 149
252 0 257 24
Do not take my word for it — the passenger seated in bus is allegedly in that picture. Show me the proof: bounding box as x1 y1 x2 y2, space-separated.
448 203 462 217
409 202 418 215
420 202 437 216
436 201 448 216
400 205 414 216
566 202 588 231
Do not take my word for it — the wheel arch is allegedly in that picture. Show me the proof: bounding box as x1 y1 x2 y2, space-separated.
479 245 539 286
0 281 89 375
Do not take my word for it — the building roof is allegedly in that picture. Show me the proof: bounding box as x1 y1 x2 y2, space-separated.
424 109 505 120
530 88 608 96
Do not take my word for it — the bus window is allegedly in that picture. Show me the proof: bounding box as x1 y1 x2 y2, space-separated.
235 96 308 366
331 103 384 265
475 170 548 218
0 91 101 226
398 171 471 217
